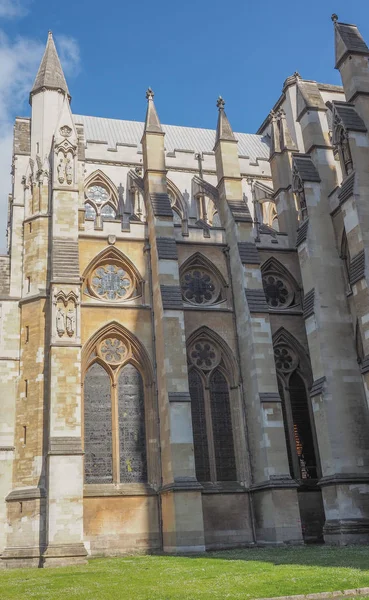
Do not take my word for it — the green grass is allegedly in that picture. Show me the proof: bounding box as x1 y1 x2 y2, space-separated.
1 546 369 599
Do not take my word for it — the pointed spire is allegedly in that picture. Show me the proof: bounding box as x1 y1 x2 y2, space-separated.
215 96 236 146
143 87 163 134
332 16 369 69
278 109 297 151
30 31 70 103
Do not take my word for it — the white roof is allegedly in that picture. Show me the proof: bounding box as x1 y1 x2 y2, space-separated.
73 114 270 162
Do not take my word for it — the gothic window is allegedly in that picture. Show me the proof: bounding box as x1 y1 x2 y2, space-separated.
84 171 119 225
340 229 351 293
355 319 364 366
261 258 300 310
84 247 142 303
167 183 188 235
118 364 147 483
83 331 148 485
180 253 226 307
273 331 319 481
188 333 237 482
84 363 113 484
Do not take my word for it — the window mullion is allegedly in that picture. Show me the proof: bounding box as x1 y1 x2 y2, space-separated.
204 383 216 482
111 379 120 483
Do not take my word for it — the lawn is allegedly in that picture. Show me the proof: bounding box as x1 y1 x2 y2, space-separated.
1 546 369 600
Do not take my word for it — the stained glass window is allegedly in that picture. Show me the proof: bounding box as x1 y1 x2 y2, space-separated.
86 185 109 205
181 269 218 305
263 275 291 308
210 369 237 482
84 363 113 483
289 372 317 479
85 203 96 220
189 370 211 481
91 264 132 301
101 205 116 220
118 364 147 483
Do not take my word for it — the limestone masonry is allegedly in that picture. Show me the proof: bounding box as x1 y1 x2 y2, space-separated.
1 15 369 568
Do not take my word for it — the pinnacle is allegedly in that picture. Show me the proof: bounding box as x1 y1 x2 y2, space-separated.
30 31 70 102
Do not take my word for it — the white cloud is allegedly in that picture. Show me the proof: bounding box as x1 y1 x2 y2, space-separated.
0 0 30 18
0 31 81 253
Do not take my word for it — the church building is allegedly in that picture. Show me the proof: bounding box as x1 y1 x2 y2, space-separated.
1 15 369 567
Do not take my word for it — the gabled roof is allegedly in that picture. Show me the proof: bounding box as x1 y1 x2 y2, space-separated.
73 114 270 162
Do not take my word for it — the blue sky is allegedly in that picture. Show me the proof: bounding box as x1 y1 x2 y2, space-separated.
0 0 369 250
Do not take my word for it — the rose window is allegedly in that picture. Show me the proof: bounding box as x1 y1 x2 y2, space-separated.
99 338 127 364
91 264 132 301
190 341 219 370
86 185 109 205
181 269 218 305
274 346 297 373
262 275 291 309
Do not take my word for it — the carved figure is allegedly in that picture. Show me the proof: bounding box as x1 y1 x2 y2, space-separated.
56 307 65 336
66 308 76 337
57 158 65 184
65 157 73 184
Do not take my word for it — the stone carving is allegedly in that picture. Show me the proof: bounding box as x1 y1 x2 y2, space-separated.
65 157 73 184
53 289 79 340
56 307 66 337
60 125 72 138
274 346 298 373
57 158 65 184
262 275 291 308
42 155 50 182
66 308 76 337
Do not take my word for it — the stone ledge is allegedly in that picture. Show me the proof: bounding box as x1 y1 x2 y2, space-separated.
319 473 369 486
6 487 46 502
160 478 203 493
250 478 299 492
201 482 246 494
168 392 191 403
84 483 157 497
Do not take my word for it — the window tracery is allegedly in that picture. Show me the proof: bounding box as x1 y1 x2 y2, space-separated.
84 172 119 225
273 329 318 481
187 328 238 483
180 253 226 307
83 248 142 304
261 258 299 310
83 325 151 485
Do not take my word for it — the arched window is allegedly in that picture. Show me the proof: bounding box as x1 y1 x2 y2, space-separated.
84 171 118 226
83 327 150 484
273 330 318 481
340 229 351 293
180 252 227 307
261 257 301 310
188 333 237 482
83 246 143 303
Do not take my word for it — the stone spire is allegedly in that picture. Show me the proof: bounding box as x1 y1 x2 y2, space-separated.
215 96 236 146
30 31 70 103
332 15 369 69
143 88 163 134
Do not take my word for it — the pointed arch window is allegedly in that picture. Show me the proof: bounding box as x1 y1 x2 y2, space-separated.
180 253 227 307
84 171 119 226
83 328 149 484
273 330 319 481
340 229 351 293
188 333 237 482
261 257 301 310
83 247 143 303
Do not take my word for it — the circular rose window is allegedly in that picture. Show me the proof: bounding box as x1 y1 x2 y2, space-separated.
181 269 219 305
189 341 220 371
86 185 109 205
262 275 293 309
99 338 127 364
274 346 298 373
91 264 133 301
